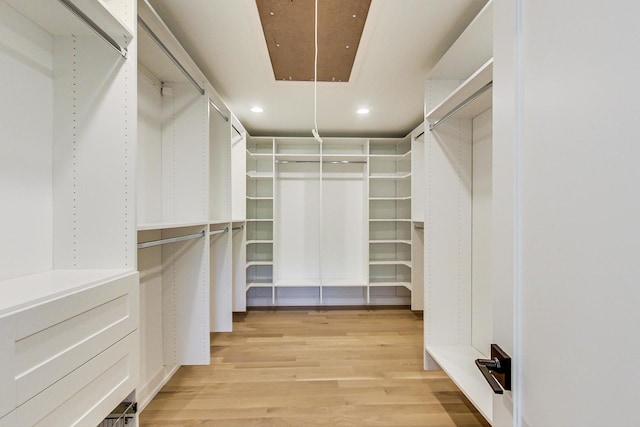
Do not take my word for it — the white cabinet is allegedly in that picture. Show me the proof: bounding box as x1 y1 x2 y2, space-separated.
369 137 412 297
0 0 137 423
244 136 420 307
0 271 139 426
422 1 494 422
136 0 248 410
245 137 275 300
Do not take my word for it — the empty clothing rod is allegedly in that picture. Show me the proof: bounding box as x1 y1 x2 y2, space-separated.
414 131 425 139
209 227 228 236
414 225 424 230
232 225 244 231
137 231 205 249
232 125 242 136
429 81 493 131
209 100 229 122
138 17 205 96
58 0 128 58
275 160 366 164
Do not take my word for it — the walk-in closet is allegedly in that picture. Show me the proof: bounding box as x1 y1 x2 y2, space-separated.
3 0 638 425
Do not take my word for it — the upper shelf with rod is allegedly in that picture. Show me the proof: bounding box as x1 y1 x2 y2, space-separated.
4 0 134 57
426 59 493 130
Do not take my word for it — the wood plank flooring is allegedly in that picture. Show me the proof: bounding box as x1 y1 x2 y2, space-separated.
139 309 489 426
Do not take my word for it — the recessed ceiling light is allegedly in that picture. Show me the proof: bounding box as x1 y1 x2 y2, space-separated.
251 106 264 113
357 108 370 115
345 45 350 49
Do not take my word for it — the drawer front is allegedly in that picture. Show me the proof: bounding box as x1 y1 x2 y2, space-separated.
0 409 17 427
14 271 139 406
0 316 15 418
17 330 139 427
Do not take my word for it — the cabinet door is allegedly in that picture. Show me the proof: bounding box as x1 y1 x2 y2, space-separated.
493 0 640 425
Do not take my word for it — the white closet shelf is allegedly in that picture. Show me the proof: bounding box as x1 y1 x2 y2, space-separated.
246 261 273 267
246 218 274 222
426 58 493 124
369 261 412 267
137 221 208 231
0 269 134 316
322 279 367 287
322 154 367 162
369 281 412 290
246 196 273 200
369 196 412 201
246 282 273 290
369 173 411 180
275 154 321 162
246 240 274 245
425 345 492 423
5 0 134 48
210 220 231 225
369 240 412 245
369 152 411 160
369 218 412 222
275 279 321 287
246 151 273 158
247 172 274 179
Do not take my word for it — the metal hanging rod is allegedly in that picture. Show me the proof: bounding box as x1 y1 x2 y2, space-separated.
209 99 229 122
429 81 493 131
414 225 424 230
209 227 228 236
275 160 366 164
138 16 205 96
58 0 128 58
137 231 205 249
232 225 244 231
232 125 242 136
414 131 425 139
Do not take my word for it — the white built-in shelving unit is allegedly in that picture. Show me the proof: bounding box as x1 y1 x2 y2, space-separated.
245 137 275 296
423 0 494 422
0 0 138 425
245 133 424 307
369 137 413 295
135 0 244 412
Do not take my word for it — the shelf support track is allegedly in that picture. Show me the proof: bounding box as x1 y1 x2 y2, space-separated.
57 0 128 58
428 81 493 131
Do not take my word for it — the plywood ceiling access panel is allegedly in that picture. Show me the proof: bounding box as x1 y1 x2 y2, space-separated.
256 0 371 82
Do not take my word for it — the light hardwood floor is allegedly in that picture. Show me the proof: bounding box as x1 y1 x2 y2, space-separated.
139 308 489 426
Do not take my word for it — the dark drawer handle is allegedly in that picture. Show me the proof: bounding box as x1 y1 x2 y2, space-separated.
475 344 512 394
475 358 504 394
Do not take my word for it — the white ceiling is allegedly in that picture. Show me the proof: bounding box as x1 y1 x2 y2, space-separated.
146 0 488 137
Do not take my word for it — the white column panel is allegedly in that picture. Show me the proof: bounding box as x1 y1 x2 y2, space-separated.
137 72 163 225
210 226 232 332
161 226 210 365
52 35 136 270
275 164 321 284
321 164 366 283
0 5 53 280
424 117 472 346
471 108 492 355
161 83 208 224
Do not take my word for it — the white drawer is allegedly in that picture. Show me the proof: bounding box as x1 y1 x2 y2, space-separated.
0 271 139 422
17 331 139 427
0 409 17 427
14 272 139 405
0 316 15 418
